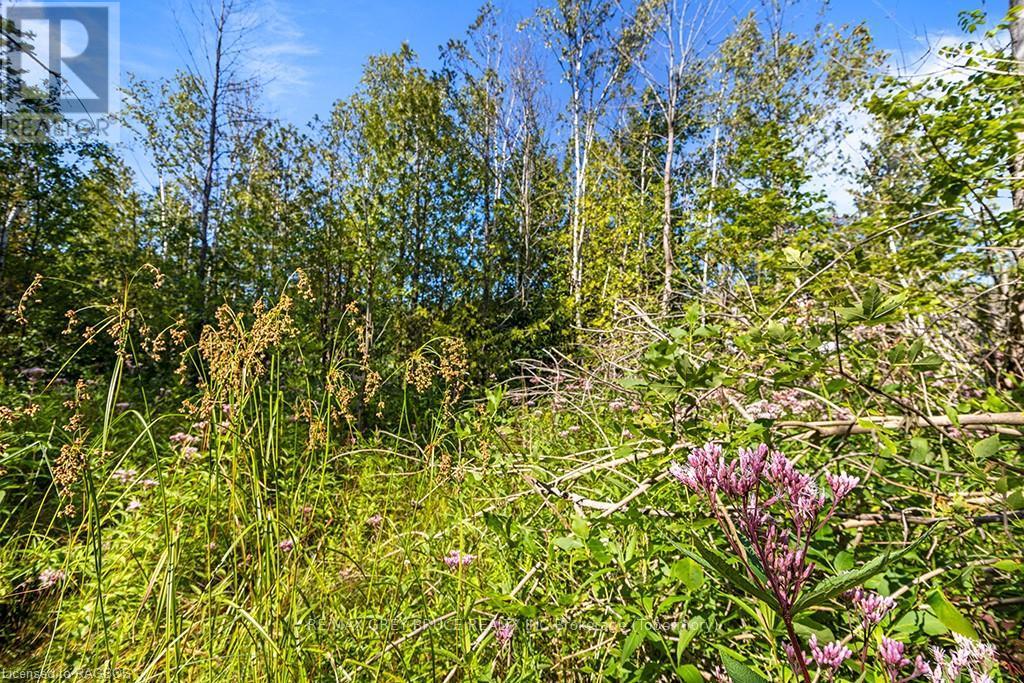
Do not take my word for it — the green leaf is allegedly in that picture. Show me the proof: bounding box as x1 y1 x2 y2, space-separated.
909 437 931 463
678 664 702 683
834 550 855 572
793 527 935 614
971 434 1001 459
682 537 780 612
994 559 1022 572
911 353 944 372
587 538 612 564
552 536 584 551
927 590 979 639
670 557 706 591
720 654 768 683
676 616 703 659
619 620 645 667
570 515 590 540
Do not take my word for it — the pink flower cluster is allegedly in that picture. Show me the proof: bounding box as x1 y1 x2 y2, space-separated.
112 468 137 484
927 634 997 683
37 568 65 590
847 587 895 630
170 431 203 460
169 432 199 446
809 635 852 678
112 468 157 490
443 550 475 569
879 637 929 682
672 443 861 682
670 443 859 562
490 617 515 648
746 388 817 420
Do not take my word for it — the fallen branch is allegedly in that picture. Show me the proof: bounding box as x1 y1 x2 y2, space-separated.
839 509 1024 529
529 477 677 518
777 412 1024 437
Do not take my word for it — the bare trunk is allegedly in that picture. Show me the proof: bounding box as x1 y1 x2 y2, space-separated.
518 133 533 306
661 118 674 314
570 90 585 330
1007 0 1024 377
0 206 16 285
1012 0 1024 211
197 7 225 316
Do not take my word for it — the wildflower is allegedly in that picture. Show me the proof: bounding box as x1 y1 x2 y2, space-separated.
670 441 730 495
927 635 998 682
808 635 851 675
826 472 860 504
169 432 200 446
608 399 627 412
443 550 475 569
180 445 199 460
38 568 65 589
366 514 383 529
879 637 914 681
279 539 294 552
141 478 158 489
114 402 131 412
748 398 783 420
490 617 515 648
126 499 142 512
846 588 895 630
112 468 137 484
671 442 862 683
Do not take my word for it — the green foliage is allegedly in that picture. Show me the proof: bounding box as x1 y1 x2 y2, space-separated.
1 1 1022 680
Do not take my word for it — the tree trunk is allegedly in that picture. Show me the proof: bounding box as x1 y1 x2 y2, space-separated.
1007 0 1024 378
661 117 674 314
197 3 226 321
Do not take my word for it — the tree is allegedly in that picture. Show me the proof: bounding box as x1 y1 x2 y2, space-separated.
124 0 262 327
628 0 722 312
535 0 636 328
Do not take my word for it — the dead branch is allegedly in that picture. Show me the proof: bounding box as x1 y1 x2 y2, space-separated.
777 412 1024 437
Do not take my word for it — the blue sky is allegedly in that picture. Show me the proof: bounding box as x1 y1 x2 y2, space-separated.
118 0 977 128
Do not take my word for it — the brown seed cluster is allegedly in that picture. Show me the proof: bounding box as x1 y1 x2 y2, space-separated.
198 296 296 399
15 273 43 325
142 263 164 289
54 379 92 516
439 338 468 414
295 268 314 302
326 365 355 423
406 352 434 393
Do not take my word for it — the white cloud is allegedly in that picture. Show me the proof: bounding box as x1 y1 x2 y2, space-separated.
247 1 317 102
806 29 984 215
